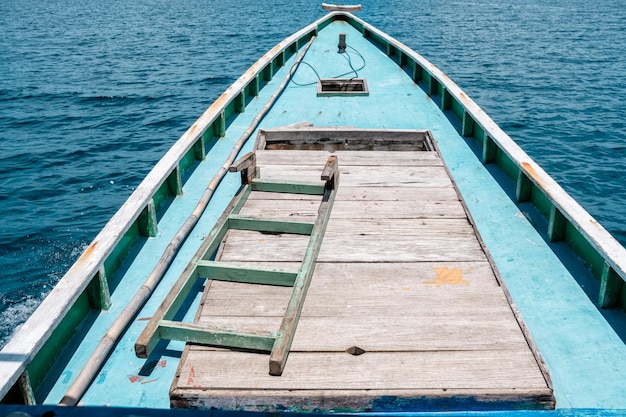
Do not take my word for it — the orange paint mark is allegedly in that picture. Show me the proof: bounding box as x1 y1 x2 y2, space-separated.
207 93 230 113
76 240 98 264
268 43 284 56
187 367 196 385
521 161 546 189
128 375 144 384
258 239 266 243
425 266 468 286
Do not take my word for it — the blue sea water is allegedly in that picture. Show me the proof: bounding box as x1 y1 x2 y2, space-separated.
1 0 625 347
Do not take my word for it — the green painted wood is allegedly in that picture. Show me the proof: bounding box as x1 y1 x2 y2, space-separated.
462 111 475 137
180 144 198 173
214 111 226 138
27 291 92 395
548 205 567 242
268 160 339 376
137 266 202 359
399 50 408 67
411 60 423 83
86 268 111 311
565 221 606 280
516 171 533 203
263 62 274 82
277 50 286 67
599 261 624 308
251 179 325 195
235 92 245 114
103 222 140 289
249 75 260 97
135 186 250 358
193 136 206 160
15 372 35 405
441 87 453 111
158 320 276 352
167 166 183 196
228 215 315 235
230 185 252 216
196 260 298 287
427 74 438 96
482 133 497 164
138 199 158 237
135 149 334 361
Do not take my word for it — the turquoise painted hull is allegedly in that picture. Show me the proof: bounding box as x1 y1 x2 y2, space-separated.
1 10 625 417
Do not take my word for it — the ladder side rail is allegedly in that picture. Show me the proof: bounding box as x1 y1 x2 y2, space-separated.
135 184 252 358
269 156 339 375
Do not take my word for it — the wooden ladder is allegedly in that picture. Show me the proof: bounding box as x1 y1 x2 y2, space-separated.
135 152 339 376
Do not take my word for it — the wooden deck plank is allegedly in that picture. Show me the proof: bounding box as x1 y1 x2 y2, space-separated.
174 350 546 390
248 186 461 201
200 261 502 289
198 281 515 317
219 222 485 263
191 316 530 352
171 388 554 411
238 198 467 219
258 165 454 188
255 149 444 166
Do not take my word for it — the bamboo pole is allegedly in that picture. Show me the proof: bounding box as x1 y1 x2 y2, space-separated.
58 36 316 407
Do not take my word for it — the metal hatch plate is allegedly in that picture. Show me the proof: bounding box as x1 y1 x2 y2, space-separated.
317 78 369 96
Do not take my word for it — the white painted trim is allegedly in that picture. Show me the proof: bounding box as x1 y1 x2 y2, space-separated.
322 3 362 12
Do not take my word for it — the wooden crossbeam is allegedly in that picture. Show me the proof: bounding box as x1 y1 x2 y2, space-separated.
196 260 298 286
159 320 276 351
228 215 314 235
252 179 325 195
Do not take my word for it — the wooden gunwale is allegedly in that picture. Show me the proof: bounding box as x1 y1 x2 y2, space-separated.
0 12 341 403
342 13 626 304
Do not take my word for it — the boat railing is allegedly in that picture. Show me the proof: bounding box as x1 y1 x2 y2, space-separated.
339 13 626 310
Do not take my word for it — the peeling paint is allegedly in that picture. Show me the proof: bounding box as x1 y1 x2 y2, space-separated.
425 266 468 286
127 375 144 384
76 240 98 264
521 161 545 189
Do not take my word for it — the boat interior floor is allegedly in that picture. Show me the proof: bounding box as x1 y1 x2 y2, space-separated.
170 135 554 412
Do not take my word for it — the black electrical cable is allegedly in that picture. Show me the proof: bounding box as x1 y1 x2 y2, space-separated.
289 44 366 87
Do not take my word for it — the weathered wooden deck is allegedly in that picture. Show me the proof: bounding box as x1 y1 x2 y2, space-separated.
170 148 553 412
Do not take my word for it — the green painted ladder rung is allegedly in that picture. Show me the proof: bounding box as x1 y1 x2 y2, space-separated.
228 215 314 235
158 320 277 351
196 260 298 286
251 179 325 195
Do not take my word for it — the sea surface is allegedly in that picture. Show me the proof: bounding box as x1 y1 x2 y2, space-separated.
1 0 625 347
